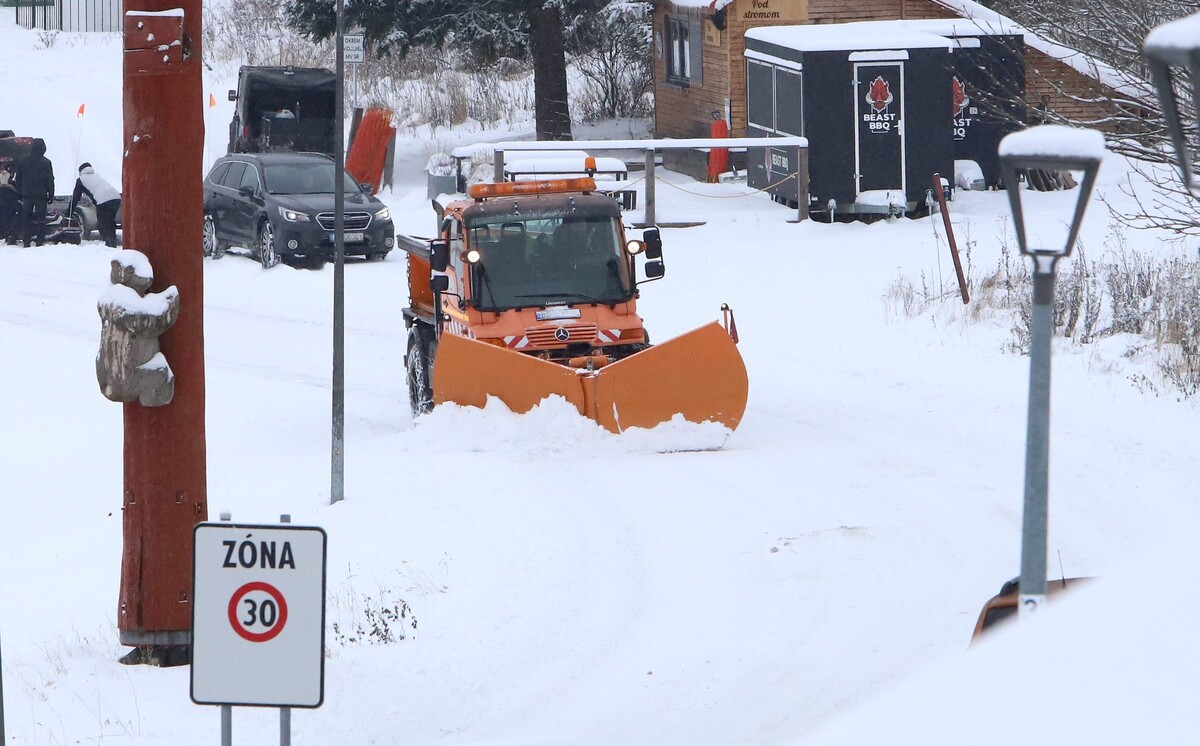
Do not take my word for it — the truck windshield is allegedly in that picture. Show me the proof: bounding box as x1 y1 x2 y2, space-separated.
468 216 632 310
263 162 361 195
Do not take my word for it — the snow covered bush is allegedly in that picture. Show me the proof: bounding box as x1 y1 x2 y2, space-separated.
895 221 1200 399
329 584 419 647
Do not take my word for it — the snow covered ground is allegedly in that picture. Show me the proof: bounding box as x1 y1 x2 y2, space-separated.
3 11 1200 745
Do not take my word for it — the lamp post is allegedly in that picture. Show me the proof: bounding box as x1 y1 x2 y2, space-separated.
1144 12 1200 197
999 125 1104 620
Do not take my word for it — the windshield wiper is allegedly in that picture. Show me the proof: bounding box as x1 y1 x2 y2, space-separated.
514 292 612 304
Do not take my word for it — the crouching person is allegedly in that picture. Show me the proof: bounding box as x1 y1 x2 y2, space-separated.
71 162 121 247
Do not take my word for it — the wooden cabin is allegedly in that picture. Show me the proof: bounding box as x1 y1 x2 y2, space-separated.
651 0 1151 179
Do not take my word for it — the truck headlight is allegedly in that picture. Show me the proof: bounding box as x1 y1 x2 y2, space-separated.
374 207 391 222
279 207 310 222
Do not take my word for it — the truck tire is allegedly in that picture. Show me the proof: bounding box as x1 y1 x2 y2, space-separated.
406 327 434 417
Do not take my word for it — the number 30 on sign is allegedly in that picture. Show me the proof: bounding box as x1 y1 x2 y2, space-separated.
228 581 289 642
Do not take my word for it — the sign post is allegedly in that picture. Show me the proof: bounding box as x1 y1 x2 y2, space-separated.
191 522 327 741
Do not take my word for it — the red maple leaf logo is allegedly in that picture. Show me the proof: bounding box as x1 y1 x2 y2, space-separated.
867 76 893 111
952 77 970 115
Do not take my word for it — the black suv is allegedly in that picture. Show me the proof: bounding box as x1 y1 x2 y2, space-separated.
202 152 395 268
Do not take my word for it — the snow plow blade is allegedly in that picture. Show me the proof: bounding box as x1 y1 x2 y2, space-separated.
588 322 747 432
432 333 588 415
432 321 748 434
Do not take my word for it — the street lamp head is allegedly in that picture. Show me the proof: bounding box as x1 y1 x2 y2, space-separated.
1145 13 1200 197
999 125 1105 261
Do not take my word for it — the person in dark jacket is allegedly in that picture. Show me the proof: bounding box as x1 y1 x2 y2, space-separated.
13 138 54 247
69 162 121 247
0 165 20 244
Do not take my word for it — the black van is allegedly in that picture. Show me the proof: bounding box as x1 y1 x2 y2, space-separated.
227 66 337 155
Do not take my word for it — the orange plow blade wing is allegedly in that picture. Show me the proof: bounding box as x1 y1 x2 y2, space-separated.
587 321 748 433
432 332 587 415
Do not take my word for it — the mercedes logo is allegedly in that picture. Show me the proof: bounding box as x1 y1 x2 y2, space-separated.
554 327 570 342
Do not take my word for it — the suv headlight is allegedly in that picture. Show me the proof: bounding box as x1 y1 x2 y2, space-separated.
374 207 391 222
279 207 310 222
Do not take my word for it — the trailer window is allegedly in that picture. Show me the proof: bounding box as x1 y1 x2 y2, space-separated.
747 60 775 131
468 216 632 310
775 69 803 136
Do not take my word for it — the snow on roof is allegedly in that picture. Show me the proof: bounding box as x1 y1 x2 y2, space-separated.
998 124 1107 161
929 0 1154 104
1145 12 1200 53
660 0 735 10
887 17 1024 38
745 23 954 52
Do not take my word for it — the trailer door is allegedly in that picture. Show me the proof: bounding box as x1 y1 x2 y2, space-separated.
853 61 906 196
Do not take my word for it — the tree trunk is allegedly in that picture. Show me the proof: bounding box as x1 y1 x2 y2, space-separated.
528 2 572 141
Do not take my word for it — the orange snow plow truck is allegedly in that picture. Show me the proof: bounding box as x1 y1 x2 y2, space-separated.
400 177 747 433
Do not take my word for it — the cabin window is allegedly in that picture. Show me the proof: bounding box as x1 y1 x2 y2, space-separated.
667 15 700 86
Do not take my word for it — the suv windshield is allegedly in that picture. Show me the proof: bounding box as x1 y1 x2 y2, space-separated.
469 216 632 310
263 162 361 195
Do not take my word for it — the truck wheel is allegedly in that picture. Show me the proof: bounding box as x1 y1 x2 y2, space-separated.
406 328 434 417
258 221 280 269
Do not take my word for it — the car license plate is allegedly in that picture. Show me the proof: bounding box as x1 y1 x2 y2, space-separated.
330 232 365 243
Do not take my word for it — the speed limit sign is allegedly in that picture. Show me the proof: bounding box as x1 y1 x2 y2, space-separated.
191 523 326 707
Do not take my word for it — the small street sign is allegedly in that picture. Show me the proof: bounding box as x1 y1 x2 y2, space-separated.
191 523 327 708
344 34 365 64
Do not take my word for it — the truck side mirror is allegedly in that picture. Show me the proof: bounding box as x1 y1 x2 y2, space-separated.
644 260 665 279
429 273 449 292
228 89 236 102
643 227 662 260
429 239 449 273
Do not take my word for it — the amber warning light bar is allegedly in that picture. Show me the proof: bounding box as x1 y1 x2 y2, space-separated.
469 177 598 200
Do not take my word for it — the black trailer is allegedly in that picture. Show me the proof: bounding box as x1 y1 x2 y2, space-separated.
901 20 1025 189
745 23 956 217
227 66 338 155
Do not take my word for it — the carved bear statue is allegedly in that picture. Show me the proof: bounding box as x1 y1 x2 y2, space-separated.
96 250 180 407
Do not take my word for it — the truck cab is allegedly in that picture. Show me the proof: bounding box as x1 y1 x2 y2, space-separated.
402 179 665 410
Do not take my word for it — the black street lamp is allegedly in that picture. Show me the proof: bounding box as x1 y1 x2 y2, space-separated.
1145 13 1200 197
999 124 1104 621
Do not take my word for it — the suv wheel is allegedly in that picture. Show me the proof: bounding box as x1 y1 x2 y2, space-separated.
258 221 280 269
203 214 227 259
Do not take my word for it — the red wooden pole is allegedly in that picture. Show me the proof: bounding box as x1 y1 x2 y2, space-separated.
932 173 970 305
118 0 208 661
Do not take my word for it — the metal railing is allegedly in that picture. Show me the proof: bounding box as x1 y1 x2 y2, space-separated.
488 137 811 225
14 0 121 32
